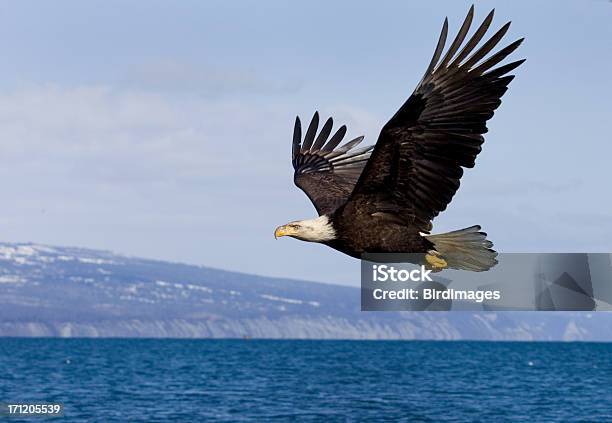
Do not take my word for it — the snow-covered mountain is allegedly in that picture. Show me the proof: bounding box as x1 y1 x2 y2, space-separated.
1 242 611 341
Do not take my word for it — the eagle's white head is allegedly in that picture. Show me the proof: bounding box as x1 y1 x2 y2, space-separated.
274 215 336 242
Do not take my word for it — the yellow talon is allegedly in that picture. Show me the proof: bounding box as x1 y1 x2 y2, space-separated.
425 251 448 272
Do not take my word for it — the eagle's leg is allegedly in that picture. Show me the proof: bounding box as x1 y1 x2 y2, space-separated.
425 250 448 272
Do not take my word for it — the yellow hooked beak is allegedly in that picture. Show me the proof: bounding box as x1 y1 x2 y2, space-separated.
274 225 294 239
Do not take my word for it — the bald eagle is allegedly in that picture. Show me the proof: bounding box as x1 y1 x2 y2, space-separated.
275 7 524 272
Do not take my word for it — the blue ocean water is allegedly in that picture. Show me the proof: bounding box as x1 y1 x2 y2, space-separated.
0 339 611 422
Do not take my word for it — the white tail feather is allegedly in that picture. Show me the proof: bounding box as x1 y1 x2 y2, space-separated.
425 225 498 272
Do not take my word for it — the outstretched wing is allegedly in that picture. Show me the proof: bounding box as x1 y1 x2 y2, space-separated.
348 6 525 232
292 112 374 215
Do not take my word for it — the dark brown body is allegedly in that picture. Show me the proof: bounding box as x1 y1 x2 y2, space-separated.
323 202 434 259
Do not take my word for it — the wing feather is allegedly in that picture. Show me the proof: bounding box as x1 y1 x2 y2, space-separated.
321 125 348 152
450 9 495 67
301 112 319 151
421 18 448 81
347 7 524 231
292 117 301 160
291 113 374 215
312 117 333 151
437 6 474 69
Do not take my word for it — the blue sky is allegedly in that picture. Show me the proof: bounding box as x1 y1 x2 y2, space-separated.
0 0 610 286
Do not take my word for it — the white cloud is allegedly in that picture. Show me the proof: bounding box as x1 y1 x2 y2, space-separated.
122 60 301 98
0 84 292 186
